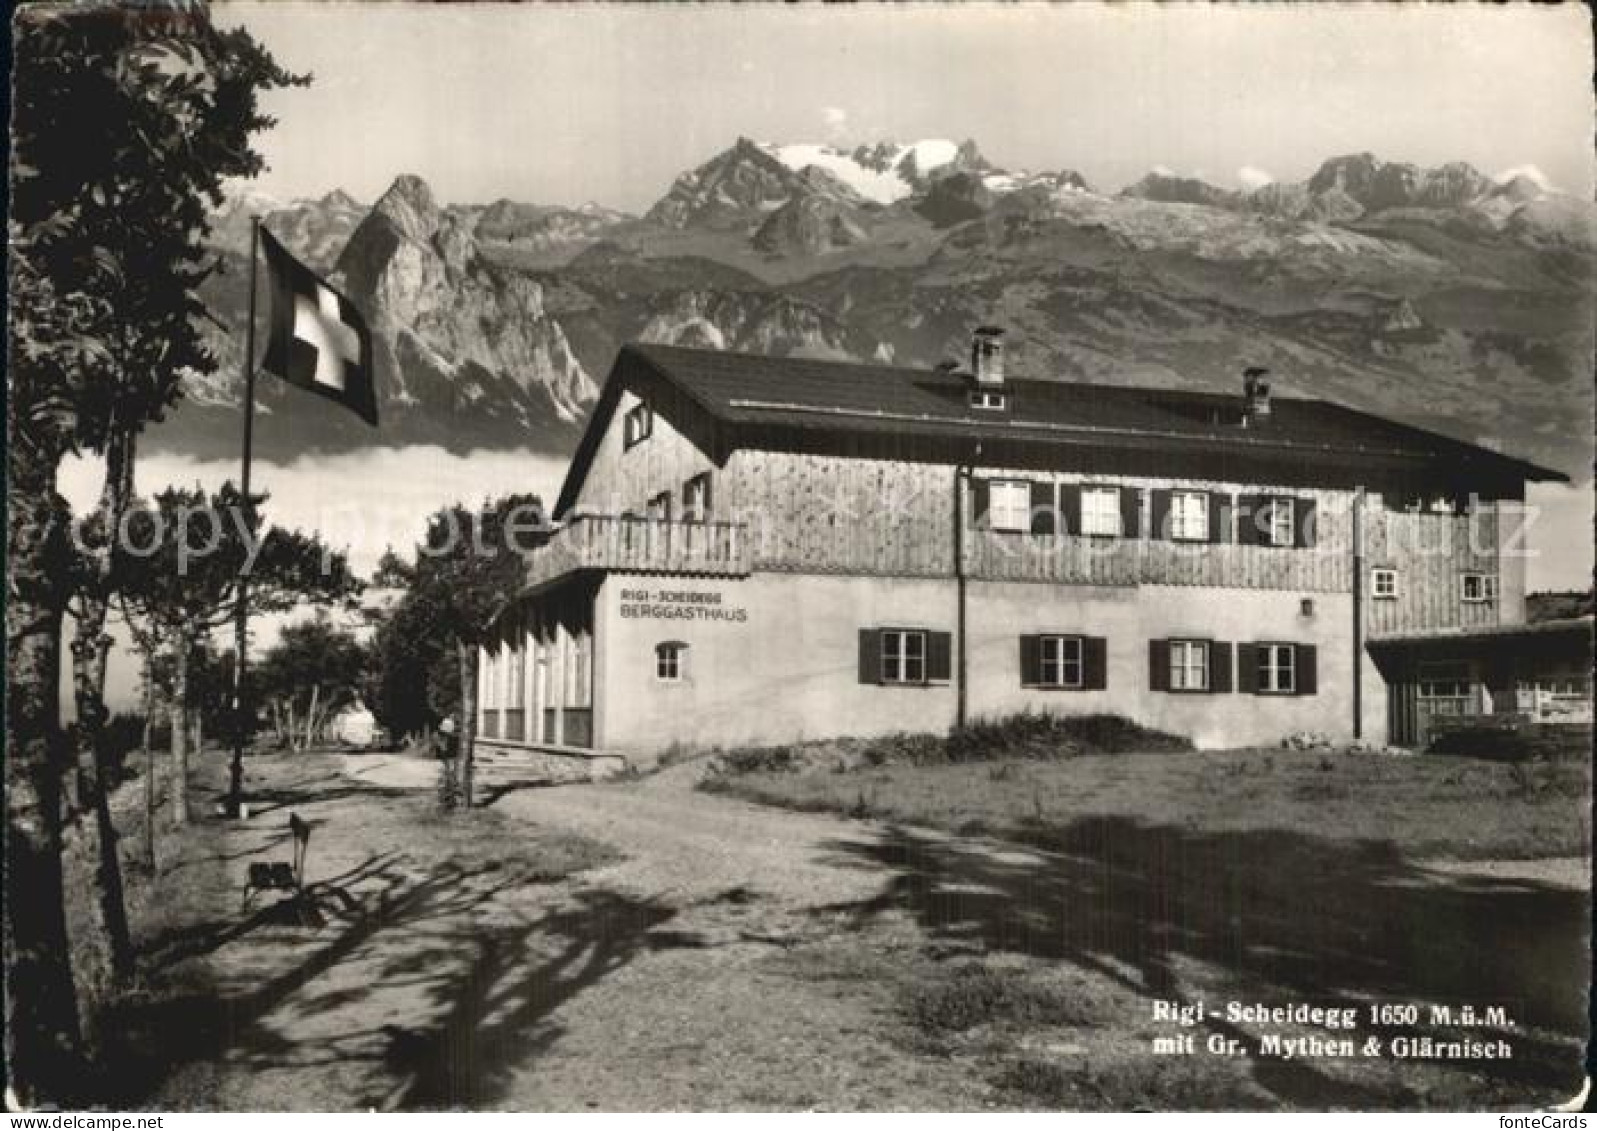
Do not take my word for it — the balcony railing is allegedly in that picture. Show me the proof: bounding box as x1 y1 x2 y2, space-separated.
524 515 751 592
963 530 1353 592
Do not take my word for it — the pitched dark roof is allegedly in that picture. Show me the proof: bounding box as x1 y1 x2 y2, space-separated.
554 343 1566 516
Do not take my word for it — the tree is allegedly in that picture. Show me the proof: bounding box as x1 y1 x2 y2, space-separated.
7 2 302 1102
371 577 453 742
408 495 546 807
256 618 368 750
117 484 360 824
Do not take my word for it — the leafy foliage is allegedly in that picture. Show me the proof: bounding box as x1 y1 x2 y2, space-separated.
10 1 306 464
369 494 546 739
256 617 370 747
117 483 361 638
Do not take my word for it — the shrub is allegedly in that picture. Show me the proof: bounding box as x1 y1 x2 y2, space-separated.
1430 722 1592 762
706 713 1192 781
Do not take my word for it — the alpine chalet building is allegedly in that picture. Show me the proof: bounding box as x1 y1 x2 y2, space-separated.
476 331 1576 773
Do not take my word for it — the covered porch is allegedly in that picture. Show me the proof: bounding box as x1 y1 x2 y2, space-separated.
1369 616 1594 748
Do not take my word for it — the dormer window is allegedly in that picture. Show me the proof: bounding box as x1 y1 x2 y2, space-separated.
969 389 1007 412
624 402 653 449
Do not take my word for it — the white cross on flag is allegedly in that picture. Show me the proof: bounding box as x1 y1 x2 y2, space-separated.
259 227 378 425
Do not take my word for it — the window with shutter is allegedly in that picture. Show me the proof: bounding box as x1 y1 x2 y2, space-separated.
880 629 928 684
1168 639 1210 691
988 481 1031 533
1264 498 1295 547
1170 492 1209 541
1019 635 1042 686
1295 498 1318 548
1121 489 1143 540
858 629 882 685
1256 643 1296 694
1148 639 1169 691
1150 490 1172 541
1030 481 1057 535
1297 645 1318 696
926 632 952 683
1210 641 1234 694
623 402 653 449
1081 487 1122 537
682 473 712 522
1040 635 1084 688
1084 636 1108 689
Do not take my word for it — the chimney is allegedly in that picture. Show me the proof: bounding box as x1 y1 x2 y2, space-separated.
971 326 1006 386
1242 366 1272 426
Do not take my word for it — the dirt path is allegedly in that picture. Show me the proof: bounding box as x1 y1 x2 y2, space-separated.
351 757 981 1109
128 751 1587 1111
133 753 984 1111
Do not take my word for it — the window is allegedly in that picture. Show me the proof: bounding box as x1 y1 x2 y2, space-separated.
655 641 687 682
1264 498 1295 547
646 491 672 522
969 389 1007 411
1169 639 1210 691
1081 487 1122 537
623 402 653 448
1461 573 1498 603
1257 643 1296 694
988 481 1031 533
881 629 927 685
1040 636 1085 688
682 473 712 522
1171 491 1209 541
1371 568 1398 599
1418 662 1474 716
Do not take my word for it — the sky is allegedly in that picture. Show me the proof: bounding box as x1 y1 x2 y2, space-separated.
217 2 1596 212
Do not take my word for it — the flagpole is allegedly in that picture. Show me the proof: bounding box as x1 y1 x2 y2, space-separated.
228 217 261 818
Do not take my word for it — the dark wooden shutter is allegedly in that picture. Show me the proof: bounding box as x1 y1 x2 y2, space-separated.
1150 490 1172 541
1295 498 1318 548
1207 493 1228 544
971 478 991 529
1296 644 1318 695
1236 642 1259 694
1149 639 1169 691
1209 641 1234 693
1030 481 1056 535
1119 488 1141 539
1237 494 1265 546
1058 484 1082 536
927 632 952 683
1019 635 1042 686
858 629 881 685
1084 636 1108 689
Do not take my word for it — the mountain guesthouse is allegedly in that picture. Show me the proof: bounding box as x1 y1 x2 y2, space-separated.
475 333 1583 776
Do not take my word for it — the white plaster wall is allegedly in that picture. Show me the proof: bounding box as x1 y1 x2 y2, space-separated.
595 571 1377 756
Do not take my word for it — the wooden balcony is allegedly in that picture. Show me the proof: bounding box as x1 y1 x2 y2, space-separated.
963 531 1353 592
524 515 751 592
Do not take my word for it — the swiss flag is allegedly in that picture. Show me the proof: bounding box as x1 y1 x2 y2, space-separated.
259 227 378 426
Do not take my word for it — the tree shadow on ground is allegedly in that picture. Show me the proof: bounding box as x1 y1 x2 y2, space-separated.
817 818 1588 1108
373 888 677 1110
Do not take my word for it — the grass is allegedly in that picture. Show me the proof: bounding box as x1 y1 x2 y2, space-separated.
706 723 1590 861
904 962 1106 1034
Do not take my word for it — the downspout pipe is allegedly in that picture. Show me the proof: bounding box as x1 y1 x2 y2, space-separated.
1352 486 1365 740
955 450 977 731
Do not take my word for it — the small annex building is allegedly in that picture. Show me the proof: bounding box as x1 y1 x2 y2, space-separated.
475 332 1577 773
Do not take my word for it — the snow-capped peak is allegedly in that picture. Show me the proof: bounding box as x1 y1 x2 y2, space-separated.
1493 164 1555 193
757 139 962 204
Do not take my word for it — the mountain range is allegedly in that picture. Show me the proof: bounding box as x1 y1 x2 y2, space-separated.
154 140 1595 477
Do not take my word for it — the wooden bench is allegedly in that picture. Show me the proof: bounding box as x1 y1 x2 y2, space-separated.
242 812 311 911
